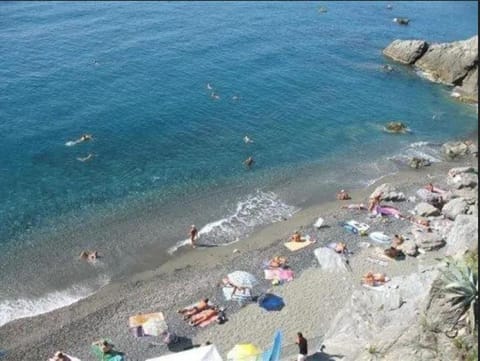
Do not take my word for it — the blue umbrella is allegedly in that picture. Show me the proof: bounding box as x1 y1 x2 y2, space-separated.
259 294 285 311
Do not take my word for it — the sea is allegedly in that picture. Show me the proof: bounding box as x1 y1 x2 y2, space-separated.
0 1 477 326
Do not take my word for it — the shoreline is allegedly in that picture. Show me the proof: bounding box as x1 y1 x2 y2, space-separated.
0 148 476 360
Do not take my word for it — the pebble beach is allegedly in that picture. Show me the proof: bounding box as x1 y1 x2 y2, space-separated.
0 150 476 361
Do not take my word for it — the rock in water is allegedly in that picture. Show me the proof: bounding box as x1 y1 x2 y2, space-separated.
408 157 431 169
385 121 408 133
383 40 428 64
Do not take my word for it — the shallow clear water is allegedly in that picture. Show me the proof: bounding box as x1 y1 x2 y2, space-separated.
0 1 477 324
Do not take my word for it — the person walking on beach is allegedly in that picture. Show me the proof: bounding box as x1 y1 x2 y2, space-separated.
189 225 198 248
295 332 308 361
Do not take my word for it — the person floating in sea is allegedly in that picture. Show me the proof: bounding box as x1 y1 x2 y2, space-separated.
207 83 213 90
65 134 93 147
232 95 240 101
189 224 198 248
77 153 94 162
244 156 254 169
210 92 220 100
243 135 254 144
79 250 99 262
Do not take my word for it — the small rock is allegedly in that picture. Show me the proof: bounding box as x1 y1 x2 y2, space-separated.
448 166 476 177
398 239 418 256
442 141 470 159
409 157 431 169
414 202 440 217
442 198 468 220
447 172 478 189
370 183 406 201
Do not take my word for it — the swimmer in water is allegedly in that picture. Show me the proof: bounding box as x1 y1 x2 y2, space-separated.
232 95 240 101
207 83 213 90
244 156 254 168
77 153 94 162
211 92 220 100
243 135 254 144
80 134 93 142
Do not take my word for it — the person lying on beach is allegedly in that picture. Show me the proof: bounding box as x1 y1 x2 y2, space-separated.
269 256 287 268
407 215 430 228
334 242 348 254
336 189 351 200
177 298 211 319
341 203 366 210
291 231 302 243
368 193 383 212
49 351 72 361
424 183 448 195
391 234 404 248
361 271 387 286
79 251 99 261
189 307 220 327
383 246 404 259
92 340 113 354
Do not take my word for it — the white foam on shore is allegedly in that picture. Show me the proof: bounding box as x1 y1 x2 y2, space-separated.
168 190 299 254
0 275 109 327
387 141 443 165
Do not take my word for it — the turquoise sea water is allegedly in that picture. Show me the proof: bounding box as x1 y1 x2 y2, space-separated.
0 1 477 325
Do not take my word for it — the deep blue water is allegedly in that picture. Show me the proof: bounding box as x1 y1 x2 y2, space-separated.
0 1 477 324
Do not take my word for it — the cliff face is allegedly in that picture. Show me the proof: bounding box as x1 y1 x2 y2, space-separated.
383 36 478 103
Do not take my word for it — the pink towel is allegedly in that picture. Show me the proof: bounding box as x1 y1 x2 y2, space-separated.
264 268 294 282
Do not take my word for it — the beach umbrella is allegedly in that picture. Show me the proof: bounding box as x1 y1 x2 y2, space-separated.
227 271 258 288
258 294 285 312
227 344 262 361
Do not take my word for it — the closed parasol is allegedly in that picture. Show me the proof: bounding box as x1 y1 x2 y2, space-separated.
227 271 258 289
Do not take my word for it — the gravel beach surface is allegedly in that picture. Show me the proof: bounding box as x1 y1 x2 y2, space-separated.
0 155 476 361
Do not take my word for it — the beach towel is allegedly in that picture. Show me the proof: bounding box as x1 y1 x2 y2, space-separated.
375 205 402 218
264 268 294 282
128 312 167 337
283 240 314 251
369 231 391 244
342 220 369 234
49 355 81 361
366 257 389 266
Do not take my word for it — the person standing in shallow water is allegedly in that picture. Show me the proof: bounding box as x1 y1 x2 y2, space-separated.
296 332 308 361
189 225 198 248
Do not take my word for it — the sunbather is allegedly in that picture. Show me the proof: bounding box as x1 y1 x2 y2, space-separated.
178 298 211 319
368 193 382 212
383 246 404 259
189 307 220 327
49 351 72 361
336 189 351 200
407 215 430 228
269 256 287 268
92 340 113 354
79 250 99 261
392 234 404 247
291 231 302 242
362 271 387 286
334 242 348 254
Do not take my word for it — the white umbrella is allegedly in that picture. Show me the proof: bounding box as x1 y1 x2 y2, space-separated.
227 271 258 288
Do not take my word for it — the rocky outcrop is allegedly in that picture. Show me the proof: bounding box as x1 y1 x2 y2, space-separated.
383 39 428 64
415 36 478 85
412 228 445 251
442 198 468 220
384 36 478 103
442 141 478 159
409 157 431 169
415 202 440 217
445 215 478 256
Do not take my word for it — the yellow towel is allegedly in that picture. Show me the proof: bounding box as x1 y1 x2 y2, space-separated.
129 312 164 328
284 240 314 251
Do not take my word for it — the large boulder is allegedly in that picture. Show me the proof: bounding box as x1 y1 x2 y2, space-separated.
445 215 478 255
442 198 469 220
370 183 406 201
452 66 478 103
321 270 438 360
412 228 445 251
383 39 429 64
415 202 441 217
414 36 478 85
447 173 478 189
313 247 348 272
416 188 444 205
